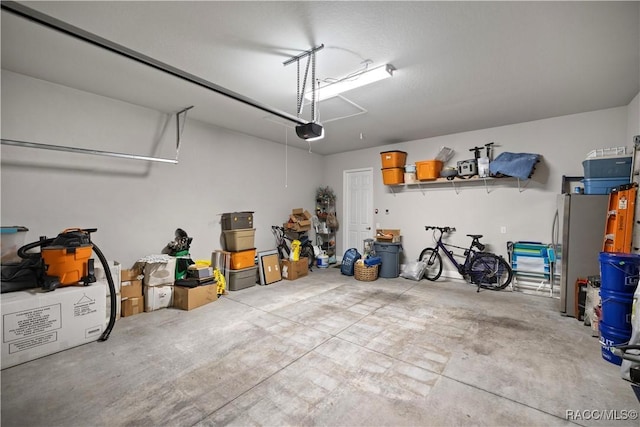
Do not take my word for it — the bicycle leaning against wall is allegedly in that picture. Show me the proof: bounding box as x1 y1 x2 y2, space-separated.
271 225 315 271
418 226 513 292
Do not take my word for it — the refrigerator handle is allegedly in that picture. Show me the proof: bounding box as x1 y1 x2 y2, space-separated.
551 209 559 249
550 209 559 291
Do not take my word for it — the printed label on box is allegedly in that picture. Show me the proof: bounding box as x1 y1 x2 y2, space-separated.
73 293 98 317
3 304 62 342
9 332 57 354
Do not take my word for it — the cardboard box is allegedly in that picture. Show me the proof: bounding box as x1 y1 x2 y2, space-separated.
121 267 143 282
375 229 401 243
286 209 313 231
1 282 106 369
121 279 143 298
143 257 176 286
281 258 309 280
173 284 217 310
143 285 173 312
121 296 144 317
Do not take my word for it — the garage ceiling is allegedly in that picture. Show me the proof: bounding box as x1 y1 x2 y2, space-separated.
2 1 639 156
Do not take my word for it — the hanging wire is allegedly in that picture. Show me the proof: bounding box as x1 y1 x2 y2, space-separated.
285 126 288 188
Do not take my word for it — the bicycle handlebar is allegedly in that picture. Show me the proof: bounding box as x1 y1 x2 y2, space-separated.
425 226 456 233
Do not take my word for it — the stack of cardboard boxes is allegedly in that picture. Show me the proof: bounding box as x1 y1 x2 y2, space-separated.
285 208 312 232
281 208 311 280
121 267 144 317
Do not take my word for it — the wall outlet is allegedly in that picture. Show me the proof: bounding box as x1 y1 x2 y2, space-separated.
500 226 507 234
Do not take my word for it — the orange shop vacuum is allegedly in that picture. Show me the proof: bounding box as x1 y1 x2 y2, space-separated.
17 228 117 341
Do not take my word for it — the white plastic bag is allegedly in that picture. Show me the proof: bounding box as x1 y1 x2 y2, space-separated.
401 261 427 281
620 284 640 381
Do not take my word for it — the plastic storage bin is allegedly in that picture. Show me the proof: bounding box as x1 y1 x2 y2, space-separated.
227 266 258 291
380 151 407 169
1 226 28 264
381 168 404 185
221 212 254 230
582 156 632 179
229 248 256 270
583 177 630 195
223 229 256 251
416 160 443 180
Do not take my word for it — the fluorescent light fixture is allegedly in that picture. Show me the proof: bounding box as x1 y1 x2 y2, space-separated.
305 64 395 101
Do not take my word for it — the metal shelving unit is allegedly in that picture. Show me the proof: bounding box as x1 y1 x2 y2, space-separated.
315 197 337 261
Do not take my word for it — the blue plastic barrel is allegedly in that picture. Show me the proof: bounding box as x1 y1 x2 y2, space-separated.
599 322 631 365
598 252 640 294
599 288 634 331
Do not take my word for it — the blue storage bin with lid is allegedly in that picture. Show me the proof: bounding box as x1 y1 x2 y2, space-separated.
582 177 630 195
582 156 632 179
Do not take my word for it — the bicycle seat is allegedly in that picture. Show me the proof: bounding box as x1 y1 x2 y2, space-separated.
467 234 483 239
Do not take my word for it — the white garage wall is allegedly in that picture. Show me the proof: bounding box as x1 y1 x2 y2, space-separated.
2 70 636 274
1 71 325 267
323 105 631 276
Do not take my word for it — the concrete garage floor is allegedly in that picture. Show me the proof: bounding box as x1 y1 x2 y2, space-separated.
1 267 638 426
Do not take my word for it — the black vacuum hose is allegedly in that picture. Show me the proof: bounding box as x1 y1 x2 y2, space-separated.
17 238 55 260
92 243 117 341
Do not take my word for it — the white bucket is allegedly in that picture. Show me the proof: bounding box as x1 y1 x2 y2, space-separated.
317 254 329 268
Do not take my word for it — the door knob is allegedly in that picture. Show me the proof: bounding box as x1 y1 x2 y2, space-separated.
366 227 371 230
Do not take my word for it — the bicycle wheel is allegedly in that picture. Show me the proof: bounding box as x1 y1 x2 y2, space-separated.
469 253 513 290
419 248 442 281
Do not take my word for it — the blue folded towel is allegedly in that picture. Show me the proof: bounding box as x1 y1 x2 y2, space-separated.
489 152 540 180
364 256 382 266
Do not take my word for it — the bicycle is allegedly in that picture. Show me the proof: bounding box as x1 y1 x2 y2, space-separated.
418 226 513 292
271 225 315 271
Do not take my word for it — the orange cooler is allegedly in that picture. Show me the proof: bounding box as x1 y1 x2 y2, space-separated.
380 151 407 169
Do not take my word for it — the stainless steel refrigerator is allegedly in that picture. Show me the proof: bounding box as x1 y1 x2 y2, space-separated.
552 194 609 317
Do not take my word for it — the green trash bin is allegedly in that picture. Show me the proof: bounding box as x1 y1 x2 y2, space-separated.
373 242 402 278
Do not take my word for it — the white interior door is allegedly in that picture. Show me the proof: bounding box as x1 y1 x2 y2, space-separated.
343 168 374 255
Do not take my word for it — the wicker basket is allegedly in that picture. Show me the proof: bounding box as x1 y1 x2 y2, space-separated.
354 262 378 281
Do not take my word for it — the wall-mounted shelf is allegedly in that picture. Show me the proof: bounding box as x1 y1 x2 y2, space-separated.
387 176 530 195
